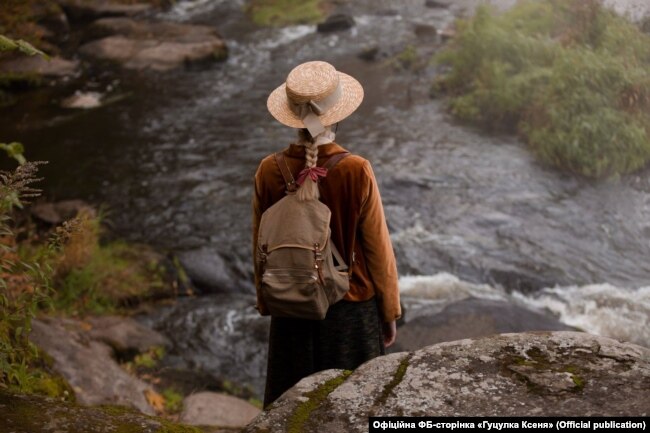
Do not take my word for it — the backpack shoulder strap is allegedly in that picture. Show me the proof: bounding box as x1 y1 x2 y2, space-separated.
275 152 297 192
320 151 351 272
320 151 350 171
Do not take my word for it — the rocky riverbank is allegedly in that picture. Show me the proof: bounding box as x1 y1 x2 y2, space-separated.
27 314 261 429
0 0 227 107
1 196 259 430
246 331 650 432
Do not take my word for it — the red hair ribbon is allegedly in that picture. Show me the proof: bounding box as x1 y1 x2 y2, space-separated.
296 166 328 186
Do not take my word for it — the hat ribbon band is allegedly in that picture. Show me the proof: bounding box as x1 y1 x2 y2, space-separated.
289 83 342 137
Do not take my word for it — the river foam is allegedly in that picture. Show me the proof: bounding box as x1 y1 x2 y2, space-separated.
400 274 650 348
511 284 650 348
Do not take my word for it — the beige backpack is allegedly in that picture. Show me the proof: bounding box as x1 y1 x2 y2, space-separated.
256 152 350 320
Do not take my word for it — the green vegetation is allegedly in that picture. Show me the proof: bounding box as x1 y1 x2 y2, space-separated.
245 0 327 27
218 378 261 408
15 207 171 317
0 1 60 49
0 142 73 399
161 387 183 414
435 0 650 178
124 346 166 371
1 140 173 399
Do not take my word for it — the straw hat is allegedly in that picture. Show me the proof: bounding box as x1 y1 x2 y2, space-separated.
267 61 364 137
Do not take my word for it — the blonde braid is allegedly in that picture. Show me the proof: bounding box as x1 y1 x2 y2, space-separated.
296 126 336 201
298 138 320 201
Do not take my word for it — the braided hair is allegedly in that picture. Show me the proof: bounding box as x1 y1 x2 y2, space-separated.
296 126 336 201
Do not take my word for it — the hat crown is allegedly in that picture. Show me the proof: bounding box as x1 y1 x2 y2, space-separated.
285 61 339 104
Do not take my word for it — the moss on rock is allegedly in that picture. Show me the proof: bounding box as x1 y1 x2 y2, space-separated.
1 389 202 433
287 370 351 433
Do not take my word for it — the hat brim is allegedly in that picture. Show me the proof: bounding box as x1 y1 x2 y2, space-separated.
267 72 364 129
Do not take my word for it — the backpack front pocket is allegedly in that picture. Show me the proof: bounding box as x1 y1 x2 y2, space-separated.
261 268 327 319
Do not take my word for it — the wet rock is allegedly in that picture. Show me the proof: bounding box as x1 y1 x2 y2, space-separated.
0 55 79 78
358 46 379 62
390 297 576 353
61 91 103 109
140 293 270 398
177 247 239 292
79 18 227 71
438 23 457 42
179 392 260 428
375 9 400 16
317 14 356 33
30 317 156 415
425 0 451 8
414 23 438 40
245 332 650 432
38 9 70 36
87 315 171 358
58 0 154 23
31 199 94 224
1 389 192 433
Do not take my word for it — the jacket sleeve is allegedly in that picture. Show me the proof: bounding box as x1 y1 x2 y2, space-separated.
252 164 270 316
358 160 401 322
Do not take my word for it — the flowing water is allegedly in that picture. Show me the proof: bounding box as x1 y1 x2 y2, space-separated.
2 0 649 397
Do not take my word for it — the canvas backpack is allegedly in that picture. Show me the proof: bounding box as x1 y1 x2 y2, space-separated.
256 151 351 320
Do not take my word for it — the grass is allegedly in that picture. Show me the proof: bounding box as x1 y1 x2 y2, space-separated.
161 387 183 414
16 208 170 316
245 0 327 27
434 0 650 178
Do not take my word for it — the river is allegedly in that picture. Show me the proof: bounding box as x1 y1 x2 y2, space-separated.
1 0 649 399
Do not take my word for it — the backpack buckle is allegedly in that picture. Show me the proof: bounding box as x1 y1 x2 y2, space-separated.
313 243 323 267
259 244 268 264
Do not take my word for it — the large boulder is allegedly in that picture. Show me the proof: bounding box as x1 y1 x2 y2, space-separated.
30 317 157 415
79 17 227 71
87 315 171 357
176 247 242 293
245 331 650 432
179 392 260 428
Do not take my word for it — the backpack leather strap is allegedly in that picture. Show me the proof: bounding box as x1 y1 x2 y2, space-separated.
320 151 351 171
331 242 347 272
320 151 351 273
275 152 297 192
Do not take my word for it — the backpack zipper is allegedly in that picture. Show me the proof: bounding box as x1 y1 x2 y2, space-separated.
264 270 317 279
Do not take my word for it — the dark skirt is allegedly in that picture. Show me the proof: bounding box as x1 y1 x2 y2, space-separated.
263 297 384 407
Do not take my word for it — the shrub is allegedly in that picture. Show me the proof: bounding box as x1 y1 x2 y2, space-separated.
0 144 74 398
435 0 650 178
19 214 171 316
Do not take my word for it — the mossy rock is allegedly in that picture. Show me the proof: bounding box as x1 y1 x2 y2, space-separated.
1 389 202 433
246 332 650 432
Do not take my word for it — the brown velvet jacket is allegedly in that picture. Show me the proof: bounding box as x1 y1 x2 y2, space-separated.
252 142 401 322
